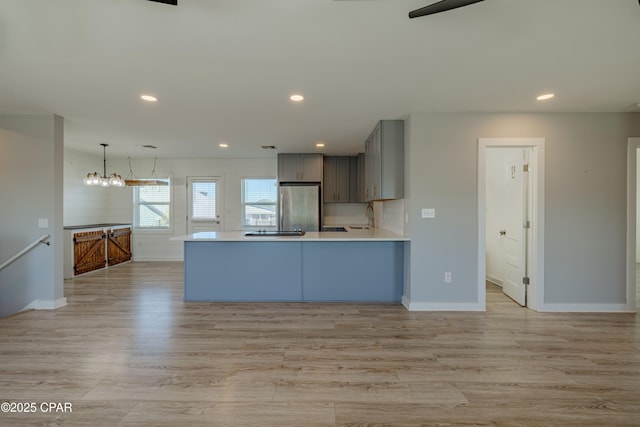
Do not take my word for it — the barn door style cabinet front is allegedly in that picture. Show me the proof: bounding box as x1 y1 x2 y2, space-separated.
64 224 132 278
107 227 132 267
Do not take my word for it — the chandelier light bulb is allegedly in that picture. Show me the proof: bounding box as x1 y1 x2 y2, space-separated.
83 144 125 187
91 172 101 185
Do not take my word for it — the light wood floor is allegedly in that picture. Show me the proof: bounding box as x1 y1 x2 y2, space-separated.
1 262 640 426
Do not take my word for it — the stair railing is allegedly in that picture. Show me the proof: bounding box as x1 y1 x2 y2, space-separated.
0 235 50 272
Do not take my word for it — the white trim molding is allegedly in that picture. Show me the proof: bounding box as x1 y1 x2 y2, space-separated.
478 138 545 311
402 296 485 312
21 297 68 311
626 137 640 312
538 303 634 313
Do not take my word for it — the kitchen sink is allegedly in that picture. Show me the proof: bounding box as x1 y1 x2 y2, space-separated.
321 226 347 232
244 230 305 237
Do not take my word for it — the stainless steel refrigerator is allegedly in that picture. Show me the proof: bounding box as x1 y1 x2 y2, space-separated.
279 183 321 231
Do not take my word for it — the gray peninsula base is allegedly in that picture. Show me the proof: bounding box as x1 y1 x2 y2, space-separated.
184 240 404 302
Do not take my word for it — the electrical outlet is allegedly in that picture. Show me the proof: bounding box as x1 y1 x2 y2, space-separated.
421 208 435 219
444 272 452 283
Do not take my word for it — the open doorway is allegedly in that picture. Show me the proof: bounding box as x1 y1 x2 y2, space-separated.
478 138 545 311
625 138 640 312
485 147 531 306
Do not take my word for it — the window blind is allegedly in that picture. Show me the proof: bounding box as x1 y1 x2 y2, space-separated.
242 178 276 227
191 180 217 220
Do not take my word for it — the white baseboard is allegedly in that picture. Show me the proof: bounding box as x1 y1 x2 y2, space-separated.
21 297 67 311
538 303 635 313
401 295 411 310
132 255 183 262
402 295 485 311
486 276 503 287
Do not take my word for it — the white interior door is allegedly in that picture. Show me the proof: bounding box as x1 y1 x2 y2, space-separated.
187 177 222 234
502 150 529 306
479 138 544 312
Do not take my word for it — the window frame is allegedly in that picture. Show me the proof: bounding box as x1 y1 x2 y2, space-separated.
133 176 173 233
241 177 277 229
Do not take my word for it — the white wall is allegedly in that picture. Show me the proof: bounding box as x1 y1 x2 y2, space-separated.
404 112 640 311
65 156 382 261
106 157 277 261
0 115 66 317
64 149 114 225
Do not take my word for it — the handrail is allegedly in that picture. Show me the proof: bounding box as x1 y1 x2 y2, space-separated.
0 234 50 272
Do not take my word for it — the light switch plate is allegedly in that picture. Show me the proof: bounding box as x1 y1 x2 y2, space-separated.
38 218 48 228
421 208 435 219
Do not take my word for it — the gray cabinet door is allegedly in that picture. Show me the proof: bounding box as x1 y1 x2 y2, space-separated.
279 154 323 182
364 127 378 201
355 153 365 203
301 154 323 182
323 156 337 202
364 120 404 201
278 154 302 181
349 156 358 202
370 122 381 200
323 156 353 203
335 157 351 203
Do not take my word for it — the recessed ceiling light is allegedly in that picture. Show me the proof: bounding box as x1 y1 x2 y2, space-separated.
290 94 304 102
315 143 325 148
536 93 555 101
140 94 158 102
219 143 229 148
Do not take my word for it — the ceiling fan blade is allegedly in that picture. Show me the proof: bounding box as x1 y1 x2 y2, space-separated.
146 0 177 5
409 0 485 19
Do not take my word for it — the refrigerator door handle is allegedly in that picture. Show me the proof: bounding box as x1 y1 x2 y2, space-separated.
279 191 284 231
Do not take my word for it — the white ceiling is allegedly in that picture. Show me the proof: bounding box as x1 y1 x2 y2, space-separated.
1 0 639 159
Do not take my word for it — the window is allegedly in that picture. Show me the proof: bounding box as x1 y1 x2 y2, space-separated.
191 179 217 220
242 178 277 227
133 178 171 229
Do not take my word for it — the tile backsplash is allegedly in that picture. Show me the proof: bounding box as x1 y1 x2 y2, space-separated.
375 199 405 235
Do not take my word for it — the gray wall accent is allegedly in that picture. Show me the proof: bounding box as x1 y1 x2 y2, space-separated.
0 114 65 317
404 112 640 307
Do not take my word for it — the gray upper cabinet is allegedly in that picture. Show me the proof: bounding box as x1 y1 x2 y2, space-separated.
349 156 358 202
355 153 365 203
364 120 404 201
278 154 323 182
323 156 352 203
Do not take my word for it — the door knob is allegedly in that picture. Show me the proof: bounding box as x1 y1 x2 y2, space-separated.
499 230 506 236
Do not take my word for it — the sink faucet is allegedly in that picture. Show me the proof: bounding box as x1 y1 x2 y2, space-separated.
366 203 375 229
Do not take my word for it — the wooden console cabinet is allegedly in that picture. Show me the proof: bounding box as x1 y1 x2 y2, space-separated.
64 224 132 278
107 227 132 267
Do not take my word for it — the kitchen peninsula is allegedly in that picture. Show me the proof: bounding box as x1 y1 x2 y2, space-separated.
173 228 408 303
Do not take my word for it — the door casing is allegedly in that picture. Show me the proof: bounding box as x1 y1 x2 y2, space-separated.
625 138 640 312
187 176 223 234
478 138 545 311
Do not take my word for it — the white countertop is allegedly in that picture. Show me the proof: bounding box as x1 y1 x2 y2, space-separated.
172 227 409 242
